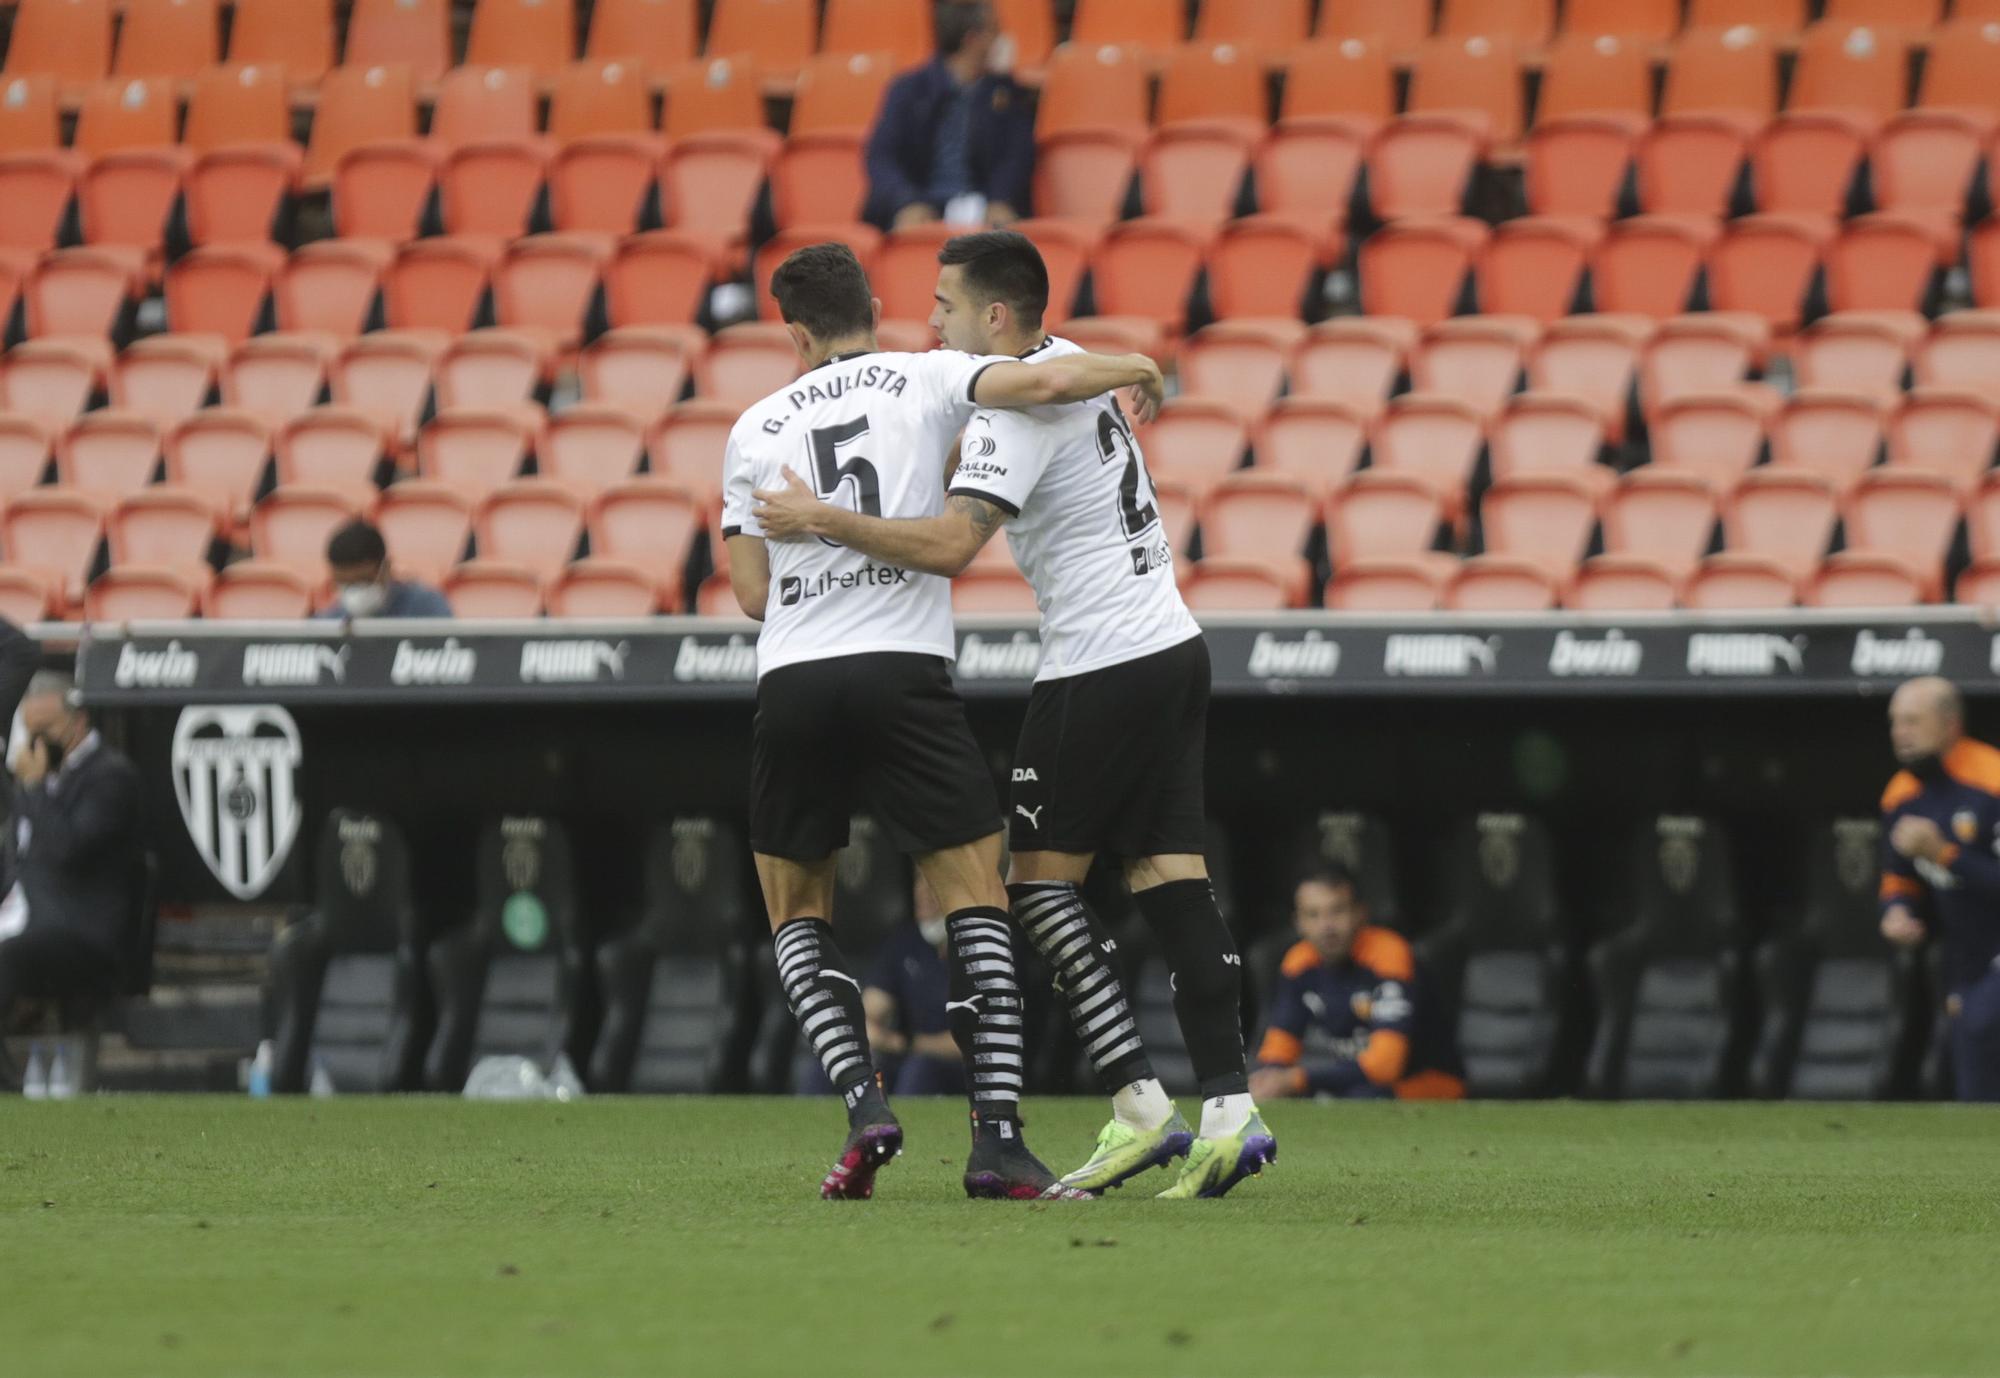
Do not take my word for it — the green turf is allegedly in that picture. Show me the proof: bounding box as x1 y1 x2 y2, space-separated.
2 1097 1994 1378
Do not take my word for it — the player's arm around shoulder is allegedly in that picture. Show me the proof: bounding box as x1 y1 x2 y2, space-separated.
972 350 1164 421
752 471 1008 578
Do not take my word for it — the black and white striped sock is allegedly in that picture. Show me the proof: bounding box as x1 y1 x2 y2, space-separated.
1008 881 1156 1093
774 918 879 1112
944 907 1025 1117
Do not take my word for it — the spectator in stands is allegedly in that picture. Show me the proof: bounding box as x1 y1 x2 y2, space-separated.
863 0 1034 232
0 671 145 1088
1248 864 1464 1102
1878 676 2000 1102
861 875 965 1096
319 519 450 620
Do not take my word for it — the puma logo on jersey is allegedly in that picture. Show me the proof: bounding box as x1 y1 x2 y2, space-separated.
1015 804 1044 829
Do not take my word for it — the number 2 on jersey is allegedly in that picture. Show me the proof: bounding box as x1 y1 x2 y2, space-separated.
1096 406 1159 539
806 417 882 545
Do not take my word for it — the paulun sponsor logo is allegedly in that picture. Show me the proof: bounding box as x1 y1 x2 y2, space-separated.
1686 633 1805 676
673 634 757 683
958 631 1041 680
115 639 199 688
242 643 349 687
1383 634 1498 677
1548 629 1641 678
520 639 630 684
1248 630 1339 679
171 704 303 901
390 638 477 686
1851 628 1944 676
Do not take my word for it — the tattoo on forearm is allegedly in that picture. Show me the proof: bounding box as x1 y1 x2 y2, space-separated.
948 494 1006 542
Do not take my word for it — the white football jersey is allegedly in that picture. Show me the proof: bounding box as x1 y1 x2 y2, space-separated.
722 348 1004 677
947 336 1201 682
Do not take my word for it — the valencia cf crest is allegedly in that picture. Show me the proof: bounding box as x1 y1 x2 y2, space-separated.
171 704 304 901
1954 810 1979 844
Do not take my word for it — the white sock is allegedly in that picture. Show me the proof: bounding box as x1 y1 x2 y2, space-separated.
1111 1078 1173 1131
1200 1092 1255 1139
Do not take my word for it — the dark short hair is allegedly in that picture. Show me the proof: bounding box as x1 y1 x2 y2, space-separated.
326 518 387 569
938 230 1048 331
1296 863 1360 902
770 242 875 342
937 0 995 57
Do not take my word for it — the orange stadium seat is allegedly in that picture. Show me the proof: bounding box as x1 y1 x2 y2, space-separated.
1663 26 1778 133
1141 125 1256 225
1566 555 1680 610
1956 559 2000 605
1826 214 1941 315
474 480 585 584
1648 391 1769 489
1290 318 1412 418
0 153 77 255
304 65 418 190
1326 472 1451 570
1477 218 1594 322
185 61 293 154
1324 557 1448 611
1786 22 1909 130
1369 393 1486 510
540 404 648 499
1529 317 1650 441
465 0 577 76
1687 0 1805 35
435 330 547 410
274 242 389 339
1253 117 1366 239
165 408 273 520
1826 0 1942 22
645 403 737 501
431 65 541 152
58 409 162 500
1914 310 2000 390
1566 0 1681 40
1525 117 1638 220
443 560 544 617
275 406 388 507
870 223 955 323
165 245 282 347
491 234 610 348
113 0 219 80
418 406 542 502
546 559 663 617
1368 114 1486 221
1410 317 1533 419
86 565 204 621
438 140 550 240
580 324 704 419
185 147 300 252
248 486 361 582
345 0 451 83
1439 0 1553 46
823 0 933 68
1640 314 1762 410
1090 220 1207 335
588 477 701 592
992 0 1056 75
373 480 474 585
1723 470 1840 577
1206 217 1320 320
332 141 437 243
111 336 219 423
229 0 335 82
332 330 449 442
769 133 870 230
1768 389 1886 492
24 247 136 339
1842 469 1962 596
1280 38 1394 130
1637 116 1750 220
0 74 62 154
1408 36 1523 146
1872 111 1983 232
1537 31 1650 130
1036 42 1149 144
1967 221 2000 308
1917 21 2000 131
662 57 773 141
1180 558 1301 611
1805 550 1928 607
1157 41 1267 137
587 0 698 69
1318 0 1430 51
791 52 895 137
4 489 103 606
0 415 53 505
548 59 661 156
1198 473 1318 590
1198 0 1308 49
1969 472 2000 562
1887 388 2000 491
1792 311 1922 398
604 231 714 328
695 323 799 404
1178 321 1299 419
1032 130 1139 229
1358 218 1487 327
1705 215 1827 334
73 73 178 156
1070 0 1183 53
1683 552 1799 608
1252 399 1369 496
76 153 186 267
1443 557 1560 611
380 238 500 336
106 488 221 580
704 0 817 80
6 0 113 90
0 340 104 429
1600 471 1718 580
1478 476 1598 579
1489 393 1612 493
1135 399 1249 497
1753 113 1868 221
203 561 314 619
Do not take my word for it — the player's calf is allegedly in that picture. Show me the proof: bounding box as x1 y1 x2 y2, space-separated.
774 916 903 1200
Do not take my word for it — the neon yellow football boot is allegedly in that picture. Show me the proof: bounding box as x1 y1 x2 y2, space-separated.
1156 1111 1276 1200
1050 1108 1194 1195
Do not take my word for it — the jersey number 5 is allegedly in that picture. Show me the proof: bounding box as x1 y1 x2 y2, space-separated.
1096 407 1159 539
808 417 882 545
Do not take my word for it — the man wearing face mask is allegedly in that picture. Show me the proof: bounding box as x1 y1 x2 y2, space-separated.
0 671 146 1088
863 0 1032 231
317 520 451 621
1878 676 2000 1102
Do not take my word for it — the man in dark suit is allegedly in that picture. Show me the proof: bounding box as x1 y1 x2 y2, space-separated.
0 670 146 1086
863 1 1035 231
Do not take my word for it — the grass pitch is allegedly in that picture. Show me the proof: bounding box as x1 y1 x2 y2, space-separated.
2 1097 1993 1378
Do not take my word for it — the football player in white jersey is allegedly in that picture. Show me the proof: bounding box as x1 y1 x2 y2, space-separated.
753 232 1274 1200
722 242 1163 1201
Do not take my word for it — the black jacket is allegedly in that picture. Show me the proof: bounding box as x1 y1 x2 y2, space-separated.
15 740 145 965
863 61 1035 227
